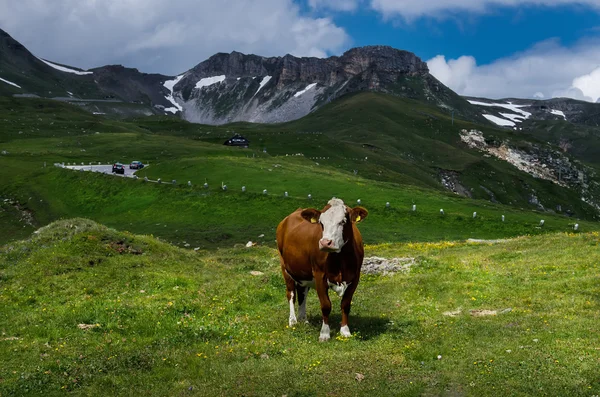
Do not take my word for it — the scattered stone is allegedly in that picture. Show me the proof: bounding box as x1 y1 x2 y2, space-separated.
443 309 462 317
260 353 269 360
355 373 365 382
77 323 99 330
250 271 264 276
361 257 416 275
469 309 497 317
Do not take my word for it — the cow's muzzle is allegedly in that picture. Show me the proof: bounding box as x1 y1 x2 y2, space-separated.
319 238 339 252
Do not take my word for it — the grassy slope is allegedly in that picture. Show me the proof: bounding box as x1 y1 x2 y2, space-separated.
1 94 599 247
135 93 598 216
0 219 598 396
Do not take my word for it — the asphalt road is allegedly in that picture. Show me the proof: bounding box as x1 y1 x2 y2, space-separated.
64 164 140 178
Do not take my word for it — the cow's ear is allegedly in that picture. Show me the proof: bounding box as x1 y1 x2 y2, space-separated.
350 207 368 223
301 208 321 224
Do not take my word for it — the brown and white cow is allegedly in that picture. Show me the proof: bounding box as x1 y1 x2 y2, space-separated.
276 198 368 341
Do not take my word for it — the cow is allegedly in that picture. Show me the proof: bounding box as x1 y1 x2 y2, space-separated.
276 198 368 342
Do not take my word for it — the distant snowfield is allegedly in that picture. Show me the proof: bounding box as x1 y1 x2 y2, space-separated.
255 76 272 95
195 75 226 89
551 109 567 120
468 100 532 119
294 83 317 98
163 75 184 114
499 112 526 123
483 114 516 127
38 58 93 75
0 77 21 88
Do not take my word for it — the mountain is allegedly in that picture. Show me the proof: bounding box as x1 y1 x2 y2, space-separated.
465 96 600 128
2 26 600 128
0 28 174 117
170 46 486 125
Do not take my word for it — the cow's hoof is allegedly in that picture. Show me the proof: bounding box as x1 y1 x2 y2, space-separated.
289 318 297 327
340 325 351 338
319 335 330 342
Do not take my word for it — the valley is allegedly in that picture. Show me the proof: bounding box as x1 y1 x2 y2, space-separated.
1 26 599 396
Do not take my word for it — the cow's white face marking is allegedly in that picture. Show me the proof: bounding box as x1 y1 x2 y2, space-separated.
328 281 350 297
319 322 331 342
340 325 351 338
288 291 297 327
319 198 347 253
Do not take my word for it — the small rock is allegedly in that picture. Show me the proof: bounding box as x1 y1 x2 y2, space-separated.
355 373 365 382
443 309 462 317
470 309 497 317
77 323 99 330
250 271 264 276
260 353 269 359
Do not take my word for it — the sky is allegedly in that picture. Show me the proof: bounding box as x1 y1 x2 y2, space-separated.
1 0 600 102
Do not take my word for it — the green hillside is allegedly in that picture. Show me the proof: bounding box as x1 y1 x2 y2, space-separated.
1 93 599 247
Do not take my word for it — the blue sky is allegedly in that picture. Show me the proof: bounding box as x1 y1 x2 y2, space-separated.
1 0 600 101
315 4 598 64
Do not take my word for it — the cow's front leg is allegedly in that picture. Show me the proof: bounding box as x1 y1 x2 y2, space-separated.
282 269 297 327
315 273 332 342
340 280 359 338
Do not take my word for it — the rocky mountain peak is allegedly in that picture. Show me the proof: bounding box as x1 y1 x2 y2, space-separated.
340 45 429 75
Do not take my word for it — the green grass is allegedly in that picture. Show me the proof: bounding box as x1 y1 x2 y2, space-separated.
1 219 598 396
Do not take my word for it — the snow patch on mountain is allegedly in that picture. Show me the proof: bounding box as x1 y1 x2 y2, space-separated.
550 109 567 120
483 114 515 127
195 75 226 89
255 76 272 95
468 100 532 119
163 75 185 114
294 83 318 98
499 113 526 123
38 58 93 75
0 77 21 88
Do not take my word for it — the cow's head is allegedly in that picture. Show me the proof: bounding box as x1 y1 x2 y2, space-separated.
301 198 368 253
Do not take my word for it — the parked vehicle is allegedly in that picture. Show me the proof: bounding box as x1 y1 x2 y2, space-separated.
129 161 144 169
112 163 125 174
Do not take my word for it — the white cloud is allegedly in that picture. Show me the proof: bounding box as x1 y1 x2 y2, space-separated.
0 0 349 75
427 38 600 102
571 67 600 101
368 0 600 19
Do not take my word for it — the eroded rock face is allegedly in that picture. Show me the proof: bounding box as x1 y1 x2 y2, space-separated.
171 46 440 125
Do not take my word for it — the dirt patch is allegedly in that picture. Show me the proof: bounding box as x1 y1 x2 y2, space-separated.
362 257 417 275
109 241 143 255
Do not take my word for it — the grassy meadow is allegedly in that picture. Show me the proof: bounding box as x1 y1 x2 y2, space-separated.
0 220 598 396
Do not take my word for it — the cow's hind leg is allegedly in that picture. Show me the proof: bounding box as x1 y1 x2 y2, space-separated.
296 285 309 323
315 273 332 342
340 281 359 338
282 269 297 327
